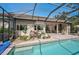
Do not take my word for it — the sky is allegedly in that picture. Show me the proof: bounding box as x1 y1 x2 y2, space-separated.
0 3 78 18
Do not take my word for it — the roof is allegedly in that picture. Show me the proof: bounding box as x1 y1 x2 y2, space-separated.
13 14 67 23
0 13 71 23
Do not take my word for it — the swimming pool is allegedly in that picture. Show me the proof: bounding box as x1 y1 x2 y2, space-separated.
9 38 79 55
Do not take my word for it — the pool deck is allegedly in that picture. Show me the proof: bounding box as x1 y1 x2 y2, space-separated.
13 34 79 48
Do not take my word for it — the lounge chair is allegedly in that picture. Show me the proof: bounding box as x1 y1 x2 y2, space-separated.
0 41 11 54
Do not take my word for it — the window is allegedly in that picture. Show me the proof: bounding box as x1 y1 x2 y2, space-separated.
59 24 62 33
34 25 36 30
17 25 19 30
37 25 43 30
34 25 43 30
20 25 24 30
17 25 27 31
54 25 57 31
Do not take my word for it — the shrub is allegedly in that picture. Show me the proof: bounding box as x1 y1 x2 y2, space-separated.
19 36 30 41
0 27 15 42
37 32 51 39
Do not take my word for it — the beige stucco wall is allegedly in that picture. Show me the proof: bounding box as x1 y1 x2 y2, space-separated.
0 20 2 28
16 19 34 25
16 19 71 34
0 20 9 28
16 19 35 36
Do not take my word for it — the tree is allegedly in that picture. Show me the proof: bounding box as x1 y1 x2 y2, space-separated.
55 11 69 21
69 16 79 33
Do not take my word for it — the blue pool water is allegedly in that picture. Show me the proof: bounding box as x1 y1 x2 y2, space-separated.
12 39 79 55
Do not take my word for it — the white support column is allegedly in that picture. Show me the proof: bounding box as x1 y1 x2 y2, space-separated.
57 24 59 34
66 24 70 35
66 26 68 34
19 24 21 36
43 24 46 33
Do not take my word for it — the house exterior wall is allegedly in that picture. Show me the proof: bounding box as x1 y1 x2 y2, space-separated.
15 19 71 35
0 18 71 36
0 20 2 28
0 20 9 28
16 19 34 25
16 19 35 36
